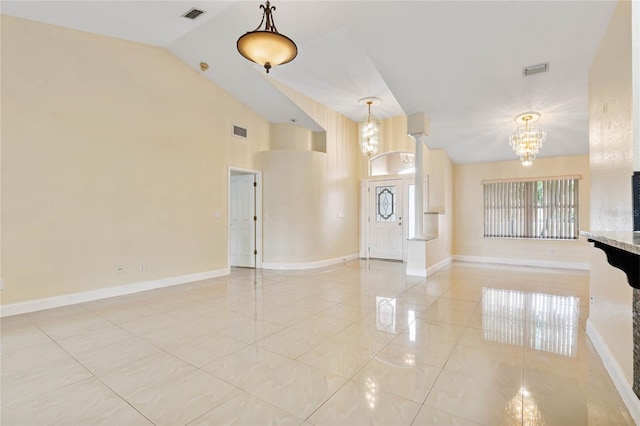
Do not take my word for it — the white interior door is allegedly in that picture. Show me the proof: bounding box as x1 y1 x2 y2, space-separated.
230 173 255 267
369 180 403 260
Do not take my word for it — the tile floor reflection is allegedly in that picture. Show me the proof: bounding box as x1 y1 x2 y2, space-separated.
0 260 634 425
481 288 579 357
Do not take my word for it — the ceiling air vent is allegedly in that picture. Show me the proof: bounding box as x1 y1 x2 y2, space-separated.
181 8 206 20
523 62 549 77
233 125 248 139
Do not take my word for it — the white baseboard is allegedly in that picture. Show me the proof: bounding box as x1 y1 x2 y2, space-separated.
427 256 453 275
0 268 230 318
453 255 590 270
406 267 427 277
405 257 453 277
262 253 359 270
586 320 640 424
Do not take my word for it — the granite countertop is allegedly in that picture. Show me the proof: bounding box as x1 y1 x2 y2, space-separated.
580 230 640 255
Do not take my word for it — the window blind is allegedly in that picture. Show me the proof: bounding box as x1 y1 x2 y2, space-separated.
483 177 579 240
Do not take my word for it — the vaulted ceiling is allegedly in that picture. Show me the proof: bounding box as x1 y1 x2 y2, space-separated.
1 1 616 164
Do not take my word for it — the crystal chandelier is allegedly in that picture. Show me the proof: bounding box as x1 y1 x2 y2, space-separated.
509 112 546 166
358 97 381 157
237 1 297 73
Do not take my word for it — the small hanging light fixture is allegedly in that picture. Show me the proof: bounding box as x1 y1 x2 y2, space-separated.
358 97 381 157
509 112 547 166
236 1 298 73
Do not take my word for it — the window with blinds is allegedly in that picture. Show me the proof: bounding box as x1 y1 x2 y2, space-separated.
483 177 579 240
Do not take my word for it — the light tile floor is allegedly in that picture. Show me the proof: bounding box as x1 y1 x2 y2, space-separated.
0 260 634 425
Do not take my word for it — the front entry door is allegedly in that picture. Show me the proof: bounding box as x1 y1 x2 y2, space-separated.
230 173 256 267
369 180 403 260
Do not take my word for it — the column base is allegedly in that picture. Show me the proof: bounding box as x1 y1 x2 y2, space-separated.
406 239 428 276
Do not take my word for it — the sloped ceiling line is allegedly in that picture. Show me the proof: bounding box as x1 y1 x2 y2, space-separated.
1 0 617 164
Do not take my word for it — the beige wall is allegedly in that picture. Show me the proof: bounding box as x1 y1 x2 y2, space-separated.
587 0 634 384
589 4 633 232
426 149 453 268
264 80 360 263
453 155 591 266
378 116 416 156
261 151 326 263
1 16 271 305
270 124 313 151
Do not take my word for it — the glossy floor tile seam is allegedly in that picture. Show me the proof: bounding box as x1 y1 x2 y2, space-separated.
301 378 356 423
4 319 102 376
92 350 255 425
1 260 633 425
356 358 443 405
80 375 157 426
399 313 471 416
5 316 251 402
412 403 480 426
299 312 469 422
1 327 162 410
185 390 304 425
27 311 166 356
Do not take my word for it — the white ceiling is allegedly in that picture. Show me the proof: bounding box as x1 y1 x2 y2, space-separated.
1 1 617 164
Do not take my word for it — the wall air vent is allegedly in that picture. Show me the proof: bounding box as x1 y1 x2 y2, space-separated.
181 8 206 20
233 125 248 139
523 62 549 77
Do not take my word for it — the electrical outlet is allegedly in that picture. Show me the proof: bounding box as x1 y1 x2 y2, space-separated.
590 292 595 305
139 263 146 272
117 265 124 273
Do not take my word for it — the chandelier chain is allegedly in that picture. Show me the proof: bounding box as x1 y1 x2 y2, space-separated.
254 1 279 33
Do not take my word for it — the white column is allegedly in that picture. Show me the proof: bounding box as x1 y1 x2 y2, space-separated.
410 133 426 238
406 113 430 277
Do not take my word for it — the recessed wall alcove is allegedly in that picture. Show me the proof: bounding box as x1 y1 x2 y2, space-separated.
270 123 326 153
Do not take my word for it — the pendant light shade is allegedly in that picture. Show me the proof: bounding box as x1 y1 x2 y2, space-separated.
237 1 297 73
